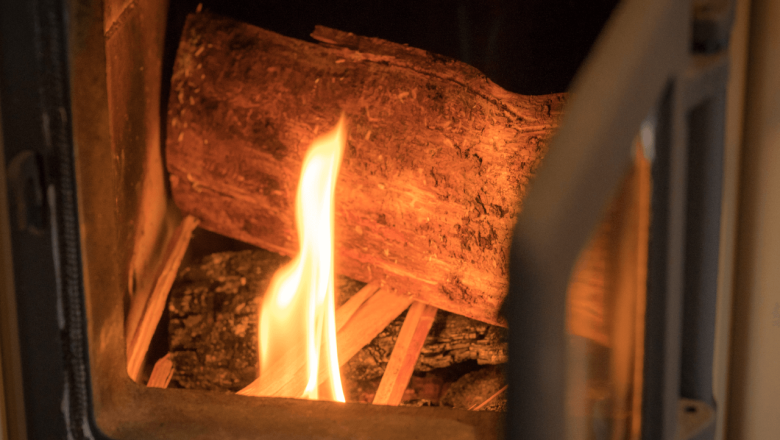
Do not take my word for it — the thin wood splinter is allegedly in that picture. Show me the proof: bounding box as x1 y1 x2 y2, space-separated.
373 302 438 406
126 215 199 382
469 385 508 411
147 353 175 388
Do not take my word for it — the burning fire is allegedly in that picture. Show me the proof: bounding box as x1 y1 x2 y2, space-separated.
258 116 347 402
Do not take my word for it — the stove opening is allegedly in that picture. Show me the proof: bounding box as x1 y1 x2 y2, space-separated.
79 0 651 439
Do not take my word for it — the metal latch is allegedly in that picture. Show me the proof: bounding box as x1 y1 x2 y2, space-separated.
6 150 47 234
677 398 716 440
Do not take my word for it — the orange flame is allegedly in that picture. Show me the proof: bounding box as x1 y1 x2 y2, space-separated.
258 116 347 402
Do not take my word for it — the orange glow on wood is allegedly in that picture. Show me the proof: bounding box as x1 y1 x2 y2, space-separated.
373 302 437 405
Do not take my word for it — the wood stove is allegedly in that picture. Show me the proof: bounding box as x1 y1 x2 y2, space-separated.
0 0 736 439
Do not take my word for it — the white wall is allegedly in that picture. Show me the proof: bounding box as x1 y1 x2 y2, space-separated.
727 0 780 437
714 0 751 438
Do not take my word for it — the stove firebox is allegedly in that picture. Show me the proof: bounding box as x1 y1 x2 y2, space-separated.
1 0 730 439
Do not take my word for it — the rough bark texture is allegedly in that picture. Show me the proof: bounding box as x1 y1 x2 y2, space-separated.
165 10 566 326
441 365 506 411
167 248 365 391
342 307 507 385
168 249 507 401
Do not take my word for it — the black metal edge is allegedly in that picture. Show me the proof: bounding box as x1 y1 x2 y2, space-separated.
681 99 725 406
642 82 686 440
37 0 98 437
0 0 89 438
693 0 736 54
678 54 729 440
642 50 730 440
65 0 124 437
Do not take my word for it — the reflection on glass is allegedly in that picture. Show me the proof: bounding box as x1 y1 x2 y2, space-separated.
565 124 654 440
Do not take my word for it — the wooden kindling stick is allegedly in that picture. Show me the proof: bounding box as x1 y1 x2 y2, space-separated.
335 280 380 331
372 301 438 405
126 215 199 381
238 284 413 397
147 353 174 388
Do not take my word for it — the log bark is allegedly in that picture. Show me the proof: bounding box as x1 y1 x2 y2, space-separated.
165 10 566 326
168 248 370 391
343 307 507 384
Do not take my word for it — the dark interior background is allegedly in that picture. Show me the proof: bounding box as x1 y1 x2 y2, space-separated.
166 0 621 96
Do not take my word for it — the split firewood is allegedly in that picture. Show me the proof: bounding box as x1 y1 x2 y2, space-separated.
168 248 507 397
126 215 199 381
165 10 565 326
373 302 437 405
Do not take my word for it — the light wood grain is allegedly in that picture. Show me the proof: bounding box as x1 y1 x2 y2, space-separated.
147 353 174 388
335 280 380 331
126 215 199 381
373 302 438 405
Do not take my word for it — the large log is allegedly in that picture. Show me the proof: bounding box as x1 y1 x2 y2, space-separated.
165 10 565 326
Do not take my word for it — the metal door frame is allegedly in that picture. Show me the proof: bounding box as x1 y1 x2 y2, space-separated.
505 0 734 439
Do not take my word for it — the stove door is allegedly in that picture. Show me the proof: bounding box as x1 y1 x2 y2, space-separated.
504 0 732 439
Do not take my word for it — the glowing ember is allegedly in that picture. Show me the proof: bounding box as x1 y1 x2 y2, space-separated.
258 116 347 402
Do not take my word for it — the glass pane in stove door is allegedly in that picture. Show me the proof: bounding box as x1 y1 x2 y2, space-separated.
566 117 655 440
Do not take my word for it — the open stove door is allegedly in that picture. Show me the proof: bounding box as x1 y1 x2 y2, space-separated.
504 0 734 439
